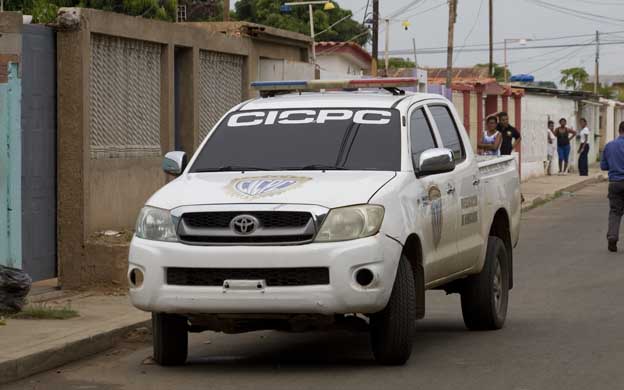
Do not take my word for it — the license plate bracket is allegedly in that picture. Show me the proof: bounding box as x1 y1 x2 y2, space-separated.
223 279 266 293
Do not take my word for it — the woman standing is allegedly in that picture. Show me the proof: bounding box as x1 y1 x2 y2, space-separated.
478 116 502 156
554 118 577 175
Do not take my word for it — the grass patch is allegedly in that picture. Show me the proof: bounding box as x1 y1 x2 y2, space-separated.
7 303 79 320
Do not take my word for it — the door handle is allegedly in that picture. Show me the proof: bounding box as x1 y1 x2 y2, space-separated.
473 178 480 186
446 184 456 195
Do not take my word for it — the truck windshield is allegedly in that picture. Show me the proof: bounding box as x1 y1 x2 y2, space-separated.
190 108 401 172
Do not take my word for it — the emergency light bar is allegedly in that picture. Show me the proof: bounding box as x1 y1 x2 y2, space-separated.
251 78 419 96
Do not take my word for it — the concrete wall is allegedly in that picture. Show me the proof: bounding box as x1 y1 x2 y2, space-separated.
0 13 22 269
318 55 366 79
521 93 578 179
55 8 312 288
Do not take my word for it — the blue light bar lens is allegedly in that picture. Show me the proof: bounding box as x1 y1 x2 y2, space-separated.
251 80 308 88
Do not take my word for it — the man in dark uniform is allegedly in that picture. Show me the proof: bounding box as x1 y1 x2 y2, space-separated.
497 112 521 155
601 121 624 252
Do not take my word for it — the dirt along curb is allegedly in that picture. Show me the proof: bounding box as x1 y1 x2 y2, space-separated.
0 319 150 386
521 174 606 213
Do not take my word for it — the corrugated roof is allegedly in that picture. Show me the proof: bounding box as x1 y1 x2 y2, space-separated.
316 41 372 65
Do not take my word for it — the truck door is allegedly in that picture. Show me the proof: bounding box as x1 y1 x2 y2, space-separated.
409 106 459 281
427 104 484 272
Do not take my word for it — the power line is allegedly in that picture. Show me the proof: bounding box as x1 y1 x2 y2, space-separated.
386 0 426 19
564 0 624 6
386 40 624 55
384 29 624 55
314 3 369 38
526 42 593 74
525 0 624 25
402 0 447 20
454 0 485 65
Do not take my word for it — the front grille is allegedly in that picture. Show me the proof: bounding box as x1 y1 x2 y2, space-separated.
178 211 316 245
179 235 314 244
183 211 311 229
166 267 330 287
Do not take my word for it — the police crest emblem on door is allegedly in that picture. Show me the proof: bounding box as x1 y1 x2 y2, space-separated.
429 186 443 248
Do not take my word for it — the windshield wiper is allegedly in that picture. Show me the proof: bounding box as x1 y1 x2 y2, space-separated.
193 166 271 172
281 164 348 171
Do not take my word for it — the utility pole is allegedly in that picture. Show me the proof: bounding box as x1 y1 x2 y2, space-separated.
594 30 600 95
412 37 418 70
446 0 458 88
309 4 316 64
384 19 390 74
223 0 230 21
489 0 493 76
372 0 379 77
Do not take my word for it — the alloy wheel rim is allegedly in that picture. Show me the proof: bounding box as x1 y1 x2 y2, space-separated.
493 258 503 315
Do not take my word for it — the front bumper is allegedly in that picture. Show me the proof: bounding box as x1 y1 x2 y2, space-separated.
128 234 402 315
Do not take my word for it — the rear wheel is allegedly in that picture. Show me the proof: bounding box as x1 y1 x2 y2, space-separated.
370 255 416 365
152 313 188 366
460 236 509 330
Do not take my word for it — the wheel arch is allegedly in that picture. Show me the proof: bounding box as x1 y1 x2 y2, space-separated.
402 233 425 319
488 208 513 289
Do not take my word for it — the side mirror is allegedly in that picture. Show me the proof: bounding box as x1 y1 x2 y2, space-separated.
162 151 187 176
416 148 455 177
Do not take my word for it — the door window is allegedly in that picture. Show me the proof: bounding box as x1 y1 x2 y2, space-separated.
428 105 465 162
409 108 437 169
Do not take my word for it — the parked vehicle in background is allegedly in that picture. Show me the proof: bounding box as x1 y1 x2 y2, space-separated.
128 78 521 366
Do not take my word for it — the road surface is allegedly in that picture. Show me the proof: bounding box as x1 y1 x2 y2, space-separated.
6 182 624 390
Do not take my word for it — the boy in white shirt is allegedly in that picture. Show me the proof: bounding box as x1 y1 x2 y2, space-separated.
578 118 591 176
546 120 557 175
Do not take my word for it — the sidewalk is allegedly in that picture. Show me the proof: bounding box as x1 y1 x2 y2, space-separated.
521 166 606 212
0 167 607 386
0 292 149 385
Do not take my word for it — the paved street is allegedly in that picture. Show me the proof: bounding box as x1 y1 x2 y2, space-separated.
5 182 624 390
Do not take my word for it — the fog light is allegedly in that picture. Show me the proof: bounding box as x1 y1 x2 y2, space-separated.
355 268 374 287
129 268 144 288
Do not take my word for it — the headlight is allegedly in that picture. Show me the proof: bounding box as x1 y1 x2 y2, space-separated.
135 206 178 242
315 205 384 242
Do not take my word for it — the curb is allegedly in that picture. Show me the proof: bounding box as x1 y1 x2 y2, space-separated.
521 174 606 212
0 319 150 386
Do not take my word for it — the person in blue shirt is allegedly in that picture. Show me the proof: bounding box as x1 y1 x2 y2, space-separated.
601 121 624 252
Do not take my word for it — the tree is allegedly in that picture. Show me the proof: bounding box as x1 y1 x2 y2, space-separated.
181 0 224 22
234 0 369 46
3 0 178 23
378 57 415 70
560 67 589 91
475 63 507 82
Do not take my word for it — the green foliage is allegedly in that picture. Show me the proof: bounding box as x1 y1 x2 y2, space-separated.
31 0 60 23
475 63 507 82
4 0 178 23
560 67 589 91
5 303 79 320
378 57 415 70
234 0 369 45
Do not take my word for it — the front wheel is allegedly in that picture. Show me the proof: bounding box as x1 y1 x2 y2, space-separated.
152 313 188 366
369 255 416 365
460 236 510 330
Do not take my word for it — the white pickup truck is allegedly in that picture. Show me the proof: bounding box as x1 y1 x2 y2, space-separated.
129 78 521 366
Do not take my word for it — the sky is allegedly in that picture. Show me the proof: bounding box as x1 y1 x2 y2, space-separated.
235 0 624 84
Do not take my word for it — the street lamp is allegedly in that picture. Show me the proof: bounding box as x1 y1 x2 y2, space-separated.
504 38 531 84
283 1 335 64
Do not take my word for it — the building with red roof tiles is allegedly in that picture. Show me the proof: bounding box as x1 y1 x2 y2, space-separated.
315 41 372 79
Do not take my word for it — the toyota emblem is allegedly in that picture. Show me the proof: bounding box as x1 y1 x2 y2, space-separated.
230 214 259 235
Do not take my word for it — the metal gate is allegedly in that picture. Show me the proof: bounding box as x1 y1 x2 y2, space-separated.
21 25 57 281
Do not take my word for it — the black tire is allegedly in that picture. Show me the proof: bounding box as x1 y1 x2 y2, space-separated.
370 255 416 365
152 313 188 366
460 236 509 330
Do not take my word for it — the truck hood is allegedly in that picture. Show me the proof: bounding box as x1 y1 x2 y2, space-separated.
147 171 397 210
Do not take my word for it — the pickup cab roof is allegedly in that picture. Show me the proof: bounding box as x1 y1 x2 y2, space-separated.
239 91 446 110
